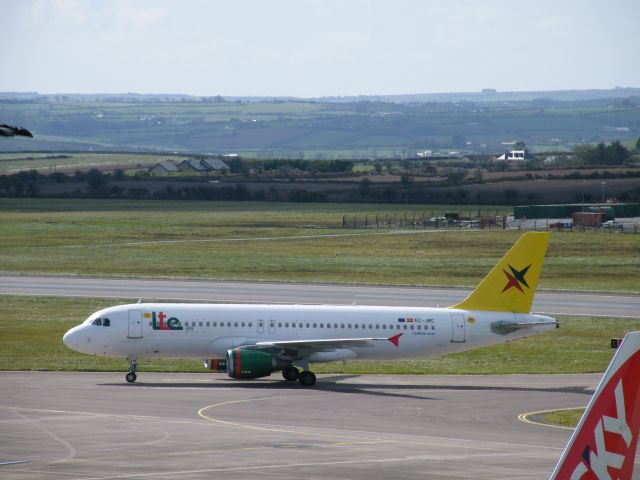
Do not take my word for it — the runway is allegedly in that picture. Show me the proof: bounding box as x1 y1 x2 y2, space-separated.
3 371 635 480
0 275 638 318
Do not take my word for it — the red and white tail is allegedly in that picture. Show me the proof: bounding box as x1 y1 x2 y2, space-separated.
550 331 640 480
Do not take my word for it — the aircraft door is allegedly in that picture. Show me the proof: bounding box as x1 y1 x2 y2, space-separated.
450 314 465 342
257 319 265 334
268 319 276 335
128 310 143 339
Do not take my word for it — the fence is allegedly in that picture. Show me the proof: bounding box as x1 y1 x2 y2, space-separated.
341 212 640 234
341 212 507 230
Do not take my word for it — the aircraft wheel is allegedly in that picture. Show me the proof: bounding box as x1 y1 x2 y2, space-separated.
126 372 137 383
298 371 316 387
282 366 299 381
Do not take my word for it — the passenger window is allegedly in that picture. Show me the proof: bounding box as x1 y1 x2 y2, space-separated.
341 324 345 329
278 323 283 328
403 325 407 330
227 322 231 327
382 324 387 330
334 323 338 329
313 323 317 328
248 322 252 327
348 324 352 329
355 324 358 329
320 323 324 328
375 324 379 329
103 318 110 327
199 322 203 327
417 325 421 330
410 325 414 330
306 323 310 328
234 322 238 327
368 324 372 329
206 322 210 327
213 322 217 327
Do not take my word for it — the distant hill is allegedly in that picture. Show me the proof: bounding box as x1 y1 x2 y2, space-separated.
1 89 638 157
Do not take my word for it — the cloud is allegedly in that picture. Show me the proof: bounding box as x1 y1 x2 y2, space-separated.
31 0 166 31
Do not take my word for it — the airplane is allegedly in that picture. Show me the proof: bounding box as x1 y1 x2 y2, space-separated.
0 123 33 137
550 330 640 480
63 231 557 387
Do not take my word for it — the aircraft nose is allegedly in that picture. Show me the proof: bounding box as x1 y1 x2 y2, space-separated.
63 326 83 351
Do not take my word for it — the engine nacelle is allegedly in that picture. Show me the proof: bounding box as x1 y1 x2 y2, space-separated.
226 348 289 379
203 358 227 372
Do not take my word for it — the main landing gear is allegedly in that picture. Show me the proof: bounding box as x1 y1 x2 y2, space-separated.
126 357 138 383
298 370 316 387
281 366 316 387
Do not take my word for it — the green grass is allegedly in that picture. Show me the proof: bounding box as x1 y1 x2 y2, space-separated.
1 295 639 374
0 199 638 291
540 408 584 428
0 153 178 174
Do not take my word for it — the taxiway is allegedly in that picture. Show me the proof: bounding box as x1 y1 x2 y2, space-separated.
2 371 638 480
1 275 639 318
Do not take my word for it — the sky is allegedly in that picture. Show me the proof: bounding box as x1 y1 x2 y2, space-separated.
1 0 638 98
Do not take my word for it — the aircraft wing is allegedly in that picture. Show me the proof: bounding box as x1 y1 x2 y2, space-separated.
242 333 403 353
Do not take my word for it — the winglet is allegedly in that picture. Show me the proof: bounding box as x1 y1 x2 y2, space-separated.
387 333 403 347
449 232 549 313
550 331 640 480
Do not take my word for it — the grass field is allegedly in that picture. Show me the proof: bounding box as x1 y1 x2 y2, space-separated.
540 409 584 428
0 152 177 174
0 199 638 292
2 295 639 375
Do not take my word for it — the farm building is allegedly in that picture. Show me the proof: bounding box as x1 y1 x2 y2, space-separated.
178 158 230 173
495 149 533 161
178 158 209 172
201 158 230 171
149 160 179 175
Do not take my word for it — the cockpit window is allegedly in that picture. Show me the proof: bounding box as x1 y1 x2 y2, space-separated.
90 317 111 327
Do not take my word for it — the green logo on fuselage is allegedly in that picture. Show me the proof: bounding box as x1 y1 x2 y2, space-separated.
151 311 183 330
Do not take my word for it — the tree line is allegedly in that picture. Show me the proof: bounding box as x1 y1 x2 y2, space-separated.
574 140 633 166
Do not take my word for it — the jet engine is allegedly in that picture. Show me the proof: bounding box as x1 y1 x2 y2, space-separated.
226 348 290 379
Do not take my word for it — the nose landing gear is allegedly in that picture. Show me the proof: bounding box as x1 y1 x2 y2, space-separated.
126 357 138 383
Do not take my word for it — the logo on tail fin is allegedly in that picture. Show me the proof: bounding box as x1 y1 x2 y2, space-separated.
569 380 631 479
501 264 531 294
551 336 640 480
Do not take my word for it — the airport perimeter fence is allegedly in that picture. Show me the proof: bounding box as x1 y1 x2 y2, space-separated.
341 213 640 234
341 212 507 230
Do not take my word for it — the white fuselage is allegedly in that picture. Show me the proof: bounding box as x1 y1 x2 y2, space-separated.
63 303 556 362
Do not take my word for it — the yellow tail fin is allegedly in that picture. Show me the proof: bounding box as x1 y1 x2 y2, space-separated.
449 232 550 313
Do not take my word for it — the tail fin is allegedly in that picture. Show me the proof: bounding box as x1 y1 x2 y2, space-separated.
550 332 640 480
449 232 549 313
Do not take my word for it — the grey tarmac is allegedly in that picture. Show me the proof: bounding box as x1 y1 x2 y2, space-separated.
0 275 639 318
4 371 639 480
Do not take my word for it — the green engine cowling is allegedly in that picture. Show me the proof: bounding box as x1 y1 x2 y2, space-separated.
226 348 289 379
203 358 227 372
